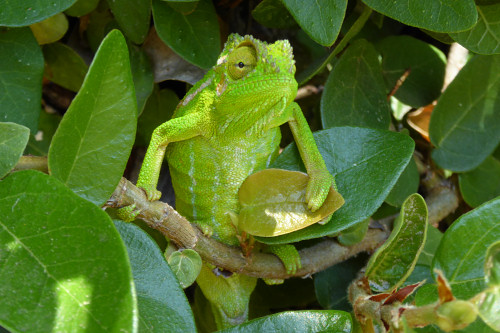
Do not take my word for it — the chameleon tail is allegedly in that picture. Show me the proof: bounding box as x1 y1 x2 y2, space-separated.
196 263 257 329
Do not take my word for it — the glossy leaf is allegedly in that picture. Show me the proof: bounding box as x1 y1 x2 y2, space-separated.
219 310 352 333
238 169 344 237
251 0 298 29
0 123 30 178
361 0 477 33
366 194 428 292
167 249 202 289
385 157 419 207
114 220 197 332
48 30 137 206
377 35 446 108
433 197 500 299
430 55 500 172
29 13 68 44
152 0 220 69
43 42 88 92
0 0 76 27
106 0 151 44
459 156 500 208
321 39 391 130
450 4 500 55
260 127 414 244
0 170 136 332
281 0 347 46
477 241 500 331
0 27 44 133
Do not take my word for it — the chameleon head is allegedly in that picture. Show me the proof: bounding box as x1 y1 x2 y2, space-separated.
214 34 298 104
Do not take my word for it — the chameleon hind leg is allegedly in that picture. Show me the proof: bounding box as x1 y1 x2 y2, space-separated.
196 263 257 329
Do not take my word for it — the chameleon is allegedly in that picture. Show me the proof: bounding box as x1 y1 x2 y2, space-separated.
135 34 335 328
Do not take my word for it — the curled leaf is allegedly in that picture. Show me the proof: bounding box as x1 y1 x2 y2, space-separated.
238 169 344 237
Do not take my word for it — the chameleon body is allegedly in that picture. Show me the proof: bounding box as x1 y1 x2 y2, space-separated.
136 34 334 328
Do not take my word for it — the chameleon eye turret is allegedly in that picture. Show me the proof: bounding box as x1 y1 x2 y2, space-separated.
227 45 257 80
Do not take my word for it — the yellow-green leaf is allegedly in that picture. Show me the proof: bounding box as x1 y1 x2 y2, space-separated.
238 169 344 237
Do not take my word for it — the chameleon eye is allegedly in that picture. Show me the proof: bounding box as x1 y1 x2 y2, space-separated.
228 45 257 80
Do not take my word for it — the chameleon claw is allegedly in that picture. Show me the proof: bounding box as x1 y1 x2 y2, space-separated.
116 204 140 222
266 244 301 275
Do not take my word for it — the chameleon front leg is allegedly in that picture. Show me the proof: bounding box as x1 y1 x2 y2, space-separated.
287 102 335 212
137 113 205 201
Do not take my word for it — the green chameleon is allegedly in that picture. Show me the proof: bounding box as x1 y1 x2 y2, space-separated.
135 34 335 328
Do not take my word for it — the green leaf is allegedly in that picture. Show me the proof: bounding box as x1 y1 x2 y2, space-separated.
405 226 443 286
450 4 500 55
43 42 88 92
459 156 500 208
25 111 61 156
337 219 370 246
0 0 76 27
281 0 347 46
136 87 178 146
167 249 203 289
321 39 391 130
238 169 344 237
477 241 500 331
0 170 136 332
429 55 500 172
0 27 44 133
361 0 477 33
219 310 352 333
314 254 369 311
365 194 428 292
48 30 137 206
260 127 414 244
0 123 30 178
377 35 446 108
106 0 151 44
251 0 298 29
113 220 197 332
129 43 154 114
29 13 68 44
433 197 500 299
152 0 220 69
385 157 419 207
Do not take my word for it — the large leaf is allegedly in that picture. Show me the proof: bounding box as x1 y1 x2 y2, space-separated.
258 127 414 244
106 0 151 44
385 157 419 207
152 0 220 69
433 197 500 299
0 27 44 133
0 170 136 332
0 123 30 178
321 39 391 130
429 55 500 172
459 156 500 208
0 0 76 26
281 0 347 46
377 35 446 108
238 169 344 237
361 0 477 33
113 221 197 332
219 310 352 333
42 42 88 92
450 4 500 55
129 43 154 114
365 194 428 292
48 30 137 206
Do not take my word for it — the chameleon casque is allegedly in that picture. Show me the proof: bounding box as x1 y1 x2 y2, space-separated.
135 34 335 328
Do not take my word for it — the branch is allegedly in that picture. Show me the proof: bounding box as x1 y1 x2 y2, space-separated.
106 177 389 279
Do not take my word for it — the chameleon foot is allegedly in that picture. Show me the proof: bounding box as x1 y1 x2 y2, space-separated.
116 204 140 222
137 184 162 201
266 244 301 275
